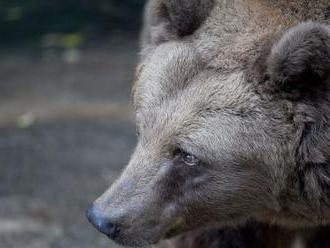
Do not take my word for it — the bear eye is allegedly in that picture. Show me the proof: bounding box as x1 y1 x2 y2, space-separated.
182 152 199 166
174 148 200 166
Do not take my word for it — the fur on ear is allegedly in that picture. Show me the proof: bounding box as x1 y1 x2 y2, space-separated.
249 22 330 205
141 0 215 47
265 22 330 99
263 22 330 204
263 21 330 167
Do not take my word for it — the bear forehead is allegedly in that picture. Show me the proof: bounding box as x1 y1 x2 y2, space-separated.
135 52 259 143
134 42 256 113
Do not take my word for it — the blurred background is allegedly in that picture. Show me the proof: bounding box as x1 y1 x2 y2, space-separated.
0 1 146 247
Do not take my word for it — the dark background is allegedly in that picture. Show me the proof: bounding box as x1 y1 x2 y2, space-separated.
0 0 145 46
0 1 146 247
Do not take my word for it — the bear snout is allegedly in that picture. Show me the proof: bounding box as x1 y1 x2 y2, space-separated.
86 204 121 240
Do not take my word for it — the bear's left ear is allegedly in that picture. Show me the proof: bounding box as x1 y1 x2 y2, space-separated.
258 22 330 199
258 22 330 99
141 0 215 48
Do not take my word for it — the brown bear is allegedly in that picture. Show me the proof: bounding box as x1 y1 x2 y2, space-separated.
87 0 330 247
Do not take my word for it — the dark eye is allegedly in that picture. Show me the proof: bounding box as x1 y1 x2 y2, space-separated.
182 152 199 166
174 148 199 166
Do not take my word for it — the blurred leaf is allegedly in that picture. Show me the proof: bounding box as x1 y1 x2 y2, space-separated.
5 7 23 22
61 33 83 48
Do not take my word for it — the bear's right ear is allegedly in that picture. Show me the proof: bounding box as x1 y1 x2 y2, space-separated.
141 0 215 47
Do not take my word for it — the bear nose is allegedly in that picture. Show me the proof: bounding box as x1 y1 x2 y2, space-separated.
86 205 120 240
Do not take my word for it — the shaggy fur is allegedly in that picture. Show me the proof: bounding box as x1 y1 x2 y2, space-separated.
88 1 330 247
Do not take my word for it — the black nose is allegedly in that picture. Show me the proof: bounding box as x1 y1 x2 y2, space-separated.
86 205 120 240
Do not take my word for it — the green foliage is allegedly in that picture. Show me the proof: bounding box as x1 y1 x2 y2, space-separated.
0 0 146 46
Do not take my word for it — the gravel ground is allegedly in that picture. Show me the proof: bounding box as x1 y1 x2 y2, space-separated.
0 39 138 248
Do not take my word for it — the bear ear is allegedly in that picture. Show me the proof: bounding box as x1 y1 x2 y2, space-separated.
141 0 215 47
260 22 330 201
259 22 330 99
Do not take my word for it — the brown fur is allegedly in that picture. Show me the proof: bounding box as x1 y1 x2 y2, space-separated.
87 1 330 247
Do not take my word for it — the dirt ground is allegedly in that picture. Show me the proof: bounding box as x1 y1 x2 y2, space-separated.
0 38 138 248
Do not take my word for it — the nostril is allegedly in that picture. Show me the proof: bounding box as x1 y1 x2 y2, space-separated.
86 205 121 240
105 222 121 240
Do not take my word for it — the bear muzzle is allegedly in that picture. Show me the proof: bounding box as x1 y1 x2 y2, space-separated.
86 204 121 240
